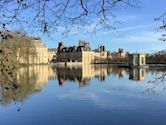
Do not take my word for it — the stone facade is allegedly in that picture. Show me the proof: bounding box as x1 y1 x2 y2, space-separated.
107 48 127 60
118 48 126 58
17 37 48 64
94 51 107 59
17 37 58 64
48 48 57 63
94 45 107 63
56 42 110 64
33 38 48 64
57 50 94 64
57 41 94 64
129 53 146 66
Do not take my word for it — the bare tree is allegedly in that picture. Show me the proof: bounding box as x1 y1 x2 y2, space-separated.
155 12 166 41
0 31 37 111
0 31 37 65
0 0 139 34
145 12 166 92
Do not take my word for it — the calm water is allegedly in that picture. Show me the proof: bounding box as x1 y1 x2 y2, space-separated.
1 65 166 125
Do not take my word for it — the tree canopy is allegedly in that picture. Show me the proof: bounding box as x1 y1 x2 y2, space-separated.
0 0 139 34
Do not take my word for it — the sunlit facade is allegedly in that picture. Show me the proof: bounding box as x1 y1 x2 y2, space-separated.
17 37 57 64
32 37 48 64
57 41 95 64
129 53 146 66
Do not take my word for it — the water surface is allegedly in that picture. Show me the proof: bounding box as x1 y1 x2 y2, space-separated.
0 65 166 125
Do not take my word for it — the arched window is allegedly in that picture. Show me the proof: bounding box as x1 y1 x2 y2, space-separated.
135 57 138 64
141 57 144 64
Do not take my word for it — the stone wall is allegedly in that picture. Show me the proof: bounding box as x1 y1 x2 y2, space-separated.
129 54 146 66
57 51 82 62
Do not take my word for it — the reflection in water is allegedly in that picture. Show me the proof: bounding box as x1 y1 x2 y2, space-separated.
56 65 130 87
16 66 56 91
129 68 146 81
56 65 91 87
56 65 148 87
0 65 56 106
0 65 147 105
1 65 166 125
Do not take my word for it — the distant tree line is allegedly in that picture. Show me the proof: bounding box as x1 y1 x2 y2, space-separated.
146 50 166 64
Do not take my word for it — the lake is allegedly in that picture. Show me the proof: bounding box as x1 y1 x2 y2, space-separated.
1 64 166 125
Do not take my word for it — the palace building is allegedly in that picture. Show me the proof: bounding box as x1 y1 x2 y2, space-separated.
57 40 95 64
32 37 48 64
17 37 57 64
94 45 108 63
48 48 57 63
129 53 147 67
56 40 109 65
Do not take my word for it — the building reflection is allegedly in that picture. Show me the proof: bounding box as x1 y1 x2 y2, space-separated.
0 65 56 105
16 65 56 91
129 68 146 81
107 66 128 78
0 65 147 105
55 65 129 88
56 65 93 88
55 65 147 86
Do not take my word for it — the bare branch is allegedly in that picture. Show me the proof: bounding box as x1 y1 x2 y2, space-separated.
80 0 88 15
0 0 139 34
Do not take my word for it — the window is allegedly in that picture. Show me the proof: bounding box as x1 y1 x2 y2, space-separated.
141 57 144 64
135 57 138 64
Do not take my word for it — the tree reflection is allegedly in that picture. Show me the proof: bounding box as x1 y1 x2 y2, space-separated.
2 64 164 109
0 65 56 110
143 67 166 94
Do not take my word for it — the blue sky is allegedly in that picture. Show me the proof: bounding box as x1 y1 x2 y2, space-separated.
40 0 166 53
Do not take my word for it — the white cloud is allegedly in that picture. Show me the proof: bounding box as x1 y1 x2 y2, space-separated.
57 87 155 110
